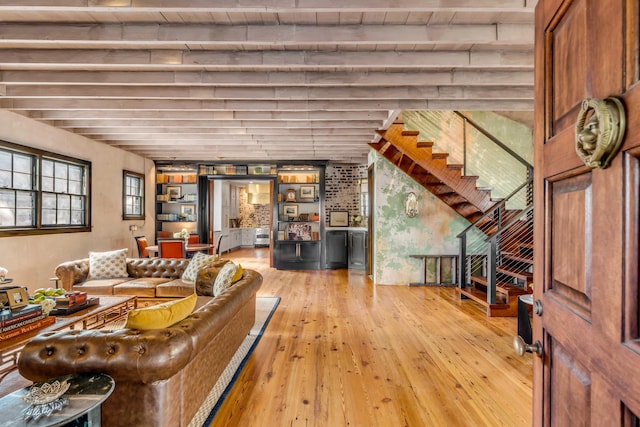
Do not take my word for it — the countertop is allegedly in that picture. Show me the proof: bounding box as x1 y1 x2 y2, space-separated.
325 227 368 231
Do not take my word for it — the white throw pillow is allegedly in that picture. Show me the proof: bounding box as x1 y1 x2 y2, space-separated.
87 248 128 280
181 252 218 284
213 262 239 296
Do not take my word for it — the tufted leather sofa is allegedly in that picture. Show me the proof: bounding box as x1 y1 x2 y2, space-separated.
18 269 263 427
55 257 223 301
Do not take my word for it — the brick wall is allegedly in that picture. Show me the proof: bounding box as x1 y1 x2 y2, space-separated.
324 163 368 225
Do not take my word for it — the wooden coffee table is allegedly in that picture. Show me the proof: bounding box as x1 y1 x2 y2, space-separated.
0 295 136 380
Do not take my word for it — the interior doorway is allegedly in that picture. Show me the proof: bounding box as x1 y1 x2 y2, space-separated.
205 178 273 257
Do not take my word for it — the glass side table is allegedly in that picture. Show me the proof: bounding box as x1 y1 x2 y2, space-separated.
0 373 114 427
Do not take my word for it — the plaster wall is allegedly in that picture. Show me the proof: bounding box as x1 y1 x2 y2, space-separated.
0 110 155 292
371 151 470 285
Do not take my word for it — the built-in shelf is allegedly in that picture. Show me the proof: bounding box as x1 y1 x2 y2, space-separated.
274 165 325 270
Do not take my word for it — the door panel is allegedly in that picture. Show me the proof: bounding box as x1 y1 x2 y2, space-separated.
535 0 640 425
549 173 591 314
549 343 590 427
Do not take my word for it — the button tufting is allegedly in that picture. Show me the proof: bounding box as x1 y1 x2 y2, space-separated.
138 347 145 354
107 346 116 355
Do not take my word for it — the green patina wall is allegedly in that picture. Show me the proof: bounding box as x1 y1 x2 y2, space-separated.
371 111 533 285
371 150 471 285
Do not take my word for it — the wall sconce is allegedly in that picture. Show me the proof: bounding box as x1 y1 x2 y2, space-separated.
405 192 418 217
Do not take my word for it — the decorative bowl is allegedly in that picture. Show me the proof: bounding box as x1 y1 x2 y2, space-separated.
23 380 70 405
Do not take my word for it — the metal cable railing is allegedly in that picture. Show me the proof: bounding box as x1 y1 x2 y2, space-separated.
457 180 533 304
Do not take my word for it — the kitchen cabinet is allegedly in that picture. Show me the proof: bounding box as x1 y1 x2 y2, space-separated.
229 229 241 251
348 230 367 270
325 230 348 269
324 228 367 270
274 165 324 270
241 228 255 247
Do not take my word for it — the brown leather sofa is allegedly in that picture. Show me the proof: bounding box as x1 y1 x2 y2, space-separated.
18 269 263 427
55 257 222 303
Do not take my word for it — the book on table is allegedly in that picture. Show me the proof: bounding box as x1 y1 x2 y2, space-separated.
1 313 49 333
0 303 43 328
0 315 55 341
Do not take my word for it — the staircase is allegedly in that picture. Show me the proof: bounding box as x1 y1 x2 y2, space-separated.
370 119 534 317
371 121 497 224
457 184 533 317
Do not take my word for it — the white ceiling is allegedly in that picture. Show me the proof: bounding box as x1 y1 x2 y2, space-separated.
0 1 536 164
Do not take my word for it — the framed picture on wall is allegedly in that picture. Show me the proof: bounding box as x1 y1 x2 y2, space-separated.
299 186 315 200
283 204 298 218
166 186 182 200
329 211 349 227
179 204 196 221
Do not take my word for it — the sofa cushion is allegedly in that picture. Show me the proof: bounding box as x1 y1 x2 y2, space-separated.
124 292 197 330
156 279 197 298
181 252 219 284
87 248 128 280
72 278 131 295
213 262 239 296
194 260 230 296
113 277 171 298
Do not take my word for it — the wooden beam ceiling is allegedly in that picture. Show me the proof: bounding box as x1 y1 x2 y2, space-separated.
0 1 536 163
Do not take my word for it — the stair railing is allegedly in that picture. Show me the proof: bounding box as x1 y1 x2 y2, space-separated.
457 177 533 304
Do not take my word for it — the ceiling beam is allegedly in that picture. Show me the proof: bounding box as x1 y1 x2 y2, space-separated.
0 49 533 70
54 119 383 129
0 23 534 48
0 1 536 12
0 70 533 86
0 85 533 100
29 110 390 120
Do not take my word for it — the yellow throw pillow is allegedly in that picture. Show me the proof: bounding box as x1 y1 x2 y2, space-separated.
232 263 244 283
124 293 197 330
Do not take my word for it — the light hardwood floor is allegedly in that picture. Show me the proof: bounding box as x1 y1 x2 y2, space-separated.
211 248 532 427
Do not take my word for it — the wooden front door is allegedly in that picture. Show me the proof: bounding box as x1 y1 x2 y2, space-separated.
534 0 640 424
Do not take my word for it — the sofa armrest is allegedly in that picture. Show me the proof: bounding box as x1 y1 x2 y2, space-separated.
55 258 90 290
19 328 193 385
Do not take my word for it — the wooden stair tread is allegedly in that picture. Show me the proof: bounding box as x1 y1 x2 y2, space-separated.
457 286 520 317
416 141 434 148
502 253 533 264
496 265 533 281
457 286 508 306
470 276 529 296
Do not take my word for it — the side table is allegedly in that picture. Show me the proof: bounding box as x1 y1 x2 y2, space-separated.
0 372 114 426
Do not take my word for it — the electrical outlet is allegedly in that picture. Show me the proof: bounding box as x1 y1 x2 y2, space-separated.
129 225 138 231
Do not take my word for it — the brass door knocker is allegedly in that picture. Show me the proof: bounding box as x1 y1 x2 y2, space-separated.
575 97 626 169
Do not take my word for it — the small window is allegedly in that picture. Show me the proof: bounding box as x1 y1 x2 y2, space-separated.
123 170 145 220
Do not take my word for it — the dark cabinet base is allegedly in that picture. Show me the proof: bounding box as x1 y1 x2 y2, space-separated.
324 230 367 270
348 230 367 270
275 241 321 270
325 230 348 269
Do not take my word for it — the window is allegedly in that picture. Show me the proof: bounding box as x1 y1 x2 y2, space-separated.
123 170 145 220
0 141 90 235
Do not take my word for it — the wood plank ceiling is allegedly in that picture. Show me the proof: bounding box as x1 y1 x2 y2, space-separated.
0 1 536 163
